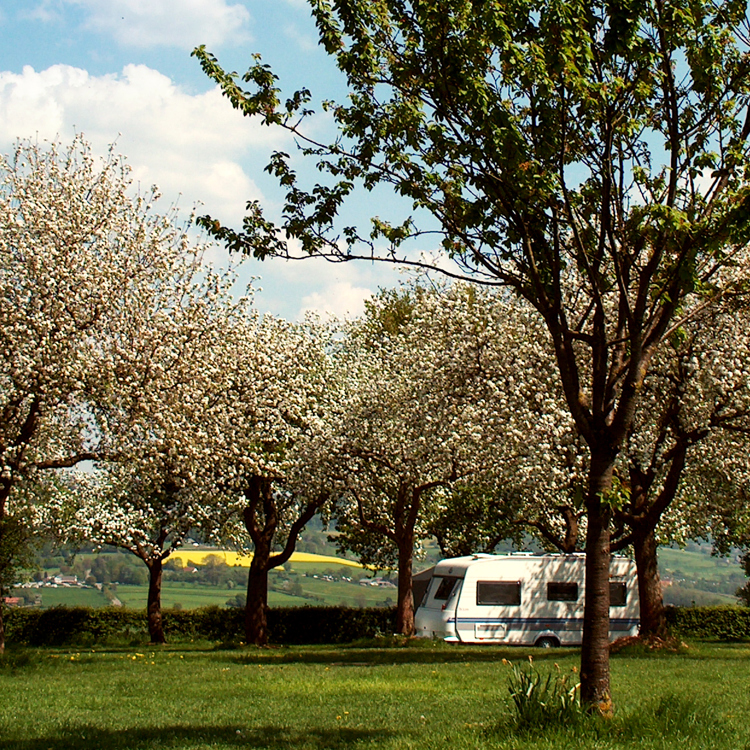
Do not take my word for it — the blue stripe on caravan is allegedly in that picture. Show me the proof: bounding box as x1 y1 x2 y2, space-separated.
453 617 639 632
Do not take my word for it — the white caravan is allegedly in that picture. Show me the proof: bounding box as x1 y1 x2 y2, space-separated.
415 553 639 647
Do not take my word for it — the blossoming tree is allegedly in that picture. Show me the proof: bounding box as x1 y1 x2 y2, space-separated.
425 288 750 640
209 314 338 646
609 297 750 636
331 284 550 635
0 136 208 651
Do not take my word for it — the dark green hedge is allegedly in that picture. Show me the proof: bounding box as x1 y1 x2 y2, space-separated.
3 605 398 647
11 603 746 647
6 607 146 646
665 604 750 640
269 606 397 644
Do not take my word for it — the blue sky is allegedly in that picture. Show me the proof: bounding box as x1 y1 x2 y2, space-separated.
0 0 408 320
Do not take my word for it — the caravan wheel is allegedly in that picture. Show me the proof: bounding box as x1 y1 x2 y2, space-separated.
535 636 560 649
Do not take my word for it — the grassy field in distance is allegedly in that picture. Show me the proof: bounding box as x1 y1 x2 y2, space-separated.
26 586 111 609
114 566 394 610
659 545 744 606
659 546 742 578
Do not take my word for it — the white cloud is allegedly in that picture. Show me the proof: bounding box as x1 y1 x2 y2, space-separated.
0 63 288 226
60 0 251 49
22 2 63 23
253 250 404 321
0 58 409 323
283 24 318 53
298 281 374 321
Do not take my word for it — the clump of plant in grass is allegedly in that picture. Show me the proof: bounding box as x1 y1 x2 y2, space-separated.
610 634 688 654
504 656 582 731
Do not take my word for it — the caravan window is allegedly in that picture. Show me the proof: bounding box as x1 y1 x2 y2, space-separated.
609 582 627 607
547 582 579 602
477 581 521 606
433 576 461 601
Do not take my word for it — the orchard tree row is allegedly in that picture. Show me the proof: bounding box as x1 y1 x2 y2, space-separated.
2 133 750 716
3 134 750 662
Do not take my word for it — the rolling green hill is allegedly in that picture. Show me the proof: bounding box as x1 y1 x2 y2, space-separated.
13 543 746 611
659 545 745 606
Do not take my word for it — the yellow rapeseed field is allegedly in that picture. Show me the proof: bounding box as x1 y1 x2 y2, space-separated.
168 549 364 569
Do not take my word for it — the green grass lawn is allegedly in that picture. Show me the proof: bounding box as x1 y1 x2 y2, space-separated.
1 640 749 750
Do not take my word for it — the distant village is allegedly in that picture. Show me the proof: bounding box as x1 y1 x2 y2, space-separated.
5 574 99 607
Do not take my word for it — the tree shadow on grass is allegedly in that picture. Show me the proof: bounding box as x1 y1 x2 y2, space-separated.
224 644 575 667
2 723 399 750
0 642 579 672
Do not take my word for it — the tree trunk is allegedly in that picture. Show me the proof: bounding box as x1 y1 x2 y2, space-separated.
580 460 614 716
395 535 415 636
0 489 7 653
245 549 270 646
146 558 165 645
633 526 667 639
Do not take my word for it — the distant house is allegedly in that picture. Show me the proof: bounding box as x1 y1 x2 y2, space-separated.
52 575 79 586
3 596 23 607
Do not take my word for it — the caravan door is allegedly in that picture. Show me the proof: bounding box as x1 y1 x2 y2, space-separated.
454 577 523 642
414 573 464 640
